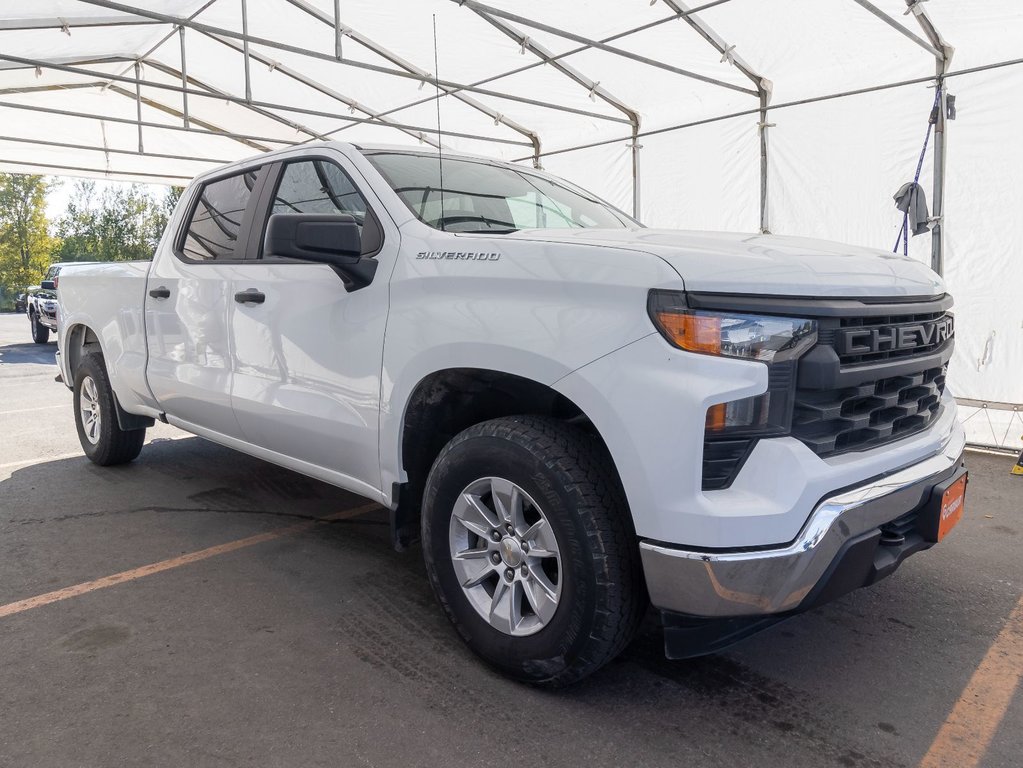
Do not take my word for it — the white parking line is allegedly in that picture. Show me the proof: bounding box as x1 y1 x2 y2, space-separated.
0 434 192 472
0 376 59 388
0 404 66 416
0 450 85 471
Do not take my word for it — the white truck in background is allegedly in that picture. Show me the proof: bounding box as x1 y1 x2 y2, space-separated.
55 142 967 685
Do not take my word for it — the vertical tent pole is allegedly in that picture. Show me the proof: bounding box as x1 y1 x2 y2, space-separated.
930 60 948 275
133 59 143 153
241 0 252 102
759 89 770 233
178 25 189 128
333 0 343 59
658 2 769 231
631 125 641 219
907 1 953 275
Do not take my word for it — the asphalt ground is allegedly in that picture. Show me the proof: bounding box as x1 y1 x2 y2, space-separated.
0 310 1020 768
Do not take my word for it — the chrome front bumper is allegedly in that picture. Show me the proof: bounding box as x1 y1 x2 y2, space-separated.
640 431 967 618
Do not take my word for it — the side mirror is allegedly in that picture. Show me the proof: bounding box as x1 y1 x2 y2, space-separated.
40 280 56 290
265 213 362 265
264 213 377 291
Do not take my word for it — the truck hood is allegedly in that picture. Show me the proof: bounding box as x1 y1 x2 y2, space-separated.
501 229 944 298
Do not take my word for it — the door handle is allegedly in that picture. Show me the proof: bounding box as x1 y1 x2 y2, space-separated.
149 286 170 299
234 288 266 305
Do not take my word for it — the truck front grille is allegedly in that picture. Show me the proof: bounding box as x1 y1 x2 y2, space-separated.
691 293 954 488
792 297 953 458
822 310 954 366
792 366 946 456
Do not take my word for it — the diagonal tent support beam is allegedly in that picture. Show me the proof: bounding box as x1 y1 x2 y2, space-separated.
76 0 611 132
660 0 771 232
200 33 443 149
464 8 644 216
454 0 757 97
139 59 328 142
0 82 105 95
80 0 220 129
105 84 274 152
315 9 715 144
0 132 232 165
0 156 194 182
0 53 532 148
0 96 290 151
283 0 540 164
0 15 158 31
850 0 943 58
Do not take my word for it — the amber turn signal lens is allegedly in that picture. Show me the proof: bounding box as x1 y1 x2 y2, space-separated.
654 311 722 354
705 403 726 432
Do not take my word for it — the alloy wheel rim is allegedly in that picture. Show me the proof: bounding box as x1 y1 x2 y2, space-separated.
79 375 101 445
448 477 563 637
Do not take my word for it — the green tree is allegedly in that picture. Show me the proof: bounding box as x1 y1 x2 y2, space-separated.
0 173 55 305
52 181 184 263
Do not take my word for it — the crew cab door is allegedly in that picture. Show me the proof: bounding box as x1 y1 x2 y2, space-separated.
226 153 393 495
145 163 268 438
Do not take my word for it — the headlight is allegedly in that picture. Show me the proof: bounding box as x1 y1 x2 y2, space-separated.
647 290 817 363
647 291 819 487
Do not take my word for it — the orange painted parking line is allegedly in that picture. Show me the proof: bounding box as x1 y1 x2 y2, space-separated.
919 594 1023 768
0 502 380 619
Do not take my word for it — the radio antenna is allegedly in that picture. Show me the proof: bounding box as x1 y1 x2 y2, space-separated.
432 14 446 231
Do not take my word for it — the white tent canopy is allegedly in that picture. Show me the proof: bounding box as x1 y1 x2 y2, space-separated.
1 0 1020 448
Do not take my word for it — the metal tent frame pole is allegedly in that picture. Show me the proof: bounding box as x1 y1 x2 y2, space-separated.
907 0 954 276
195 35 446 149
464 7 644 216
283 0 542 165
454 0 757 97
314 5 733 146
510 57 1016 163
659 0 770 231
0 54 534 148
76 0 616 128
0 97 287 150
0 0 968 248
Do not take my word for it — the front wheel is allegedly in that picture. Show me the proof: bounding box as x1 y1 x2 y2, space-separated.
73 350 146 466
421 416 645 686
30 313 49 344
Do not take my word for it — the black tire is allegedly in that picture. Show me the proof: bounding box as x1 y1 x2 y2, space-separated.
422 415 645 686
73 350 146 466
30 312 49 344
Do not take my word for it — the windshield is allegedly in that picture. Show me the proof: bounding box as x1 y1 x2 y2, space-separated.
363 151 635 233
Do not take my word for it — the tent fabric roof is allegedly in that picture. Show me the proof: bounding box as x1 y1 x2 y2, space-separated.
0 0 1014 185
1 1 1021 447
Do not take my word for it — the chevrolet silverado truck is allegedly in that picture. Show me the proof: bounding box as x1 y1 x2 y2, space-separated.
55 142 967 685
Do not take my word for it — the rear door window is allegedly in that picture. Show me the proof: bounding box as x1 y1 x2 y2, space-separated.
180 167 262 261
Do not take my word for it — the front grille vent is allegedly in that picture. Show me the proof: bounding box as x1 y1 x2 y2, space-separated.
792 366 945 456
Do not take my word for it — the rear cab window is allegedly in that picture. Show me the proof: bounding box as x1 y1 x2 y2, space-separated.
179 167 262 261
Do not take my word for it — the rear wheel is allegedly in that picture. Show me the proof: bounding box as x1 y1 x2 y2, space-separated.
421 416 645 686
73 350 146 466
30 312 49 344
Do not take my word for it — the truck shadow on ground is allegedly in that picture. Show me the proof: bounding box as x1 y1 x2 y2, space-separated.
0 438 968 768
0 340 57 367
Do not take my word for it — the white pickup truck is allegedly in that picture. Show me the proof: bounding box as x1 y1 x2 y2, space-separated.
56 142 967 685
